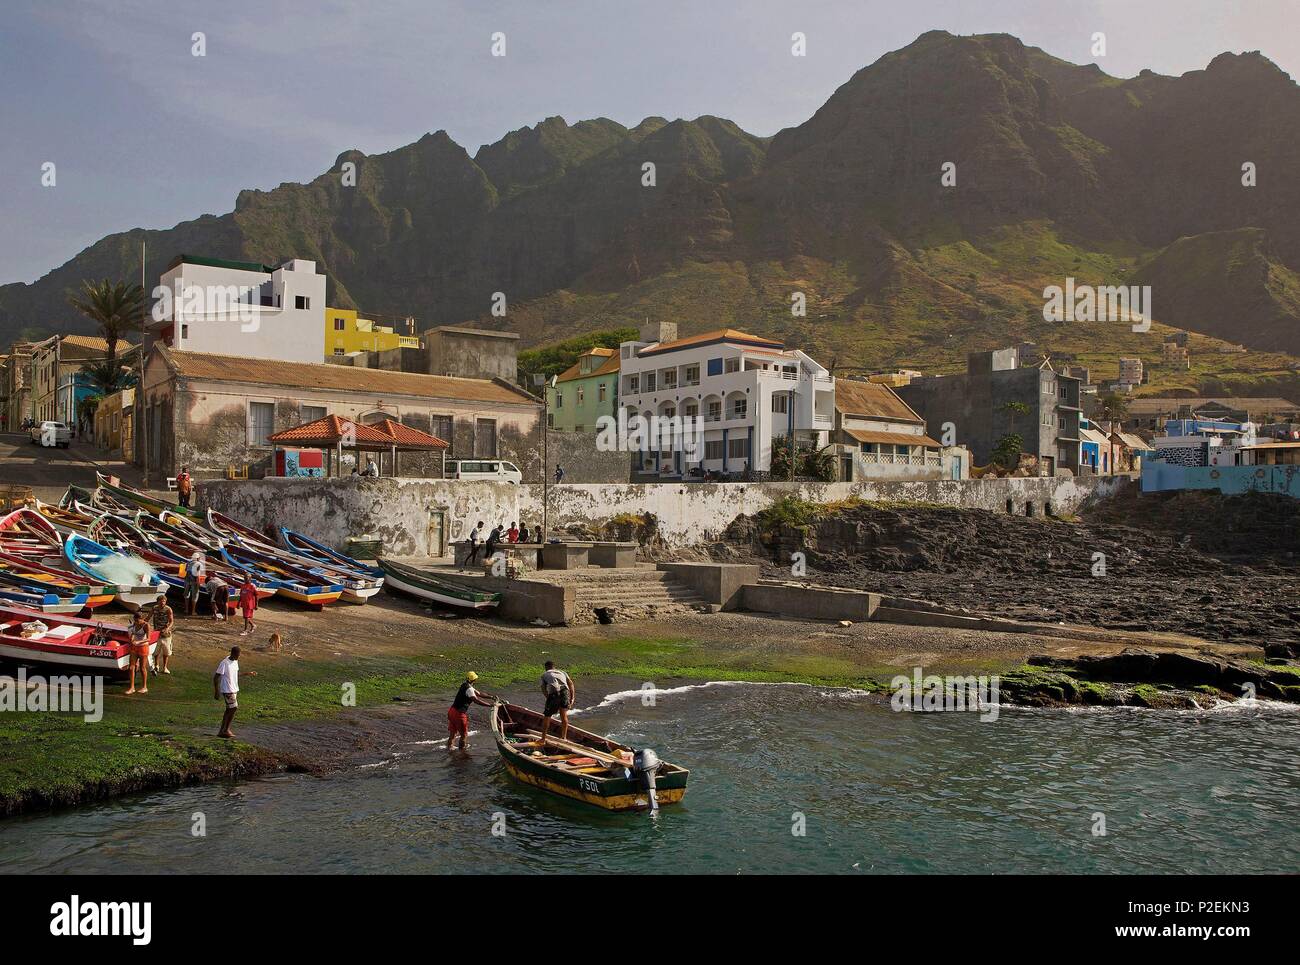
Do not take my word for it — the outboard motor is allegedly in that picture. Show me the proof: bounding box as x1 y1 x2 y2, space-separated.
633 748 662 812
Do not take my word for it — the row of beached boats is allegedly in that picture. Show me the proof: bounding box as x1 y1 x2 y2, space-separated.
0 472 501 673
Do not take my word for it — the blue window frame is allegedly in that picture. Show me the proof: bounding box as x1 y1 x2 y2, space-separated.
707 358 723 376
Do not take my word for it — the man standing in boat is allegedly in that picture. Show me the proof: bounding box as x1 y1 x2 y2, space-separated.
538 660 575 746
447 671 495 752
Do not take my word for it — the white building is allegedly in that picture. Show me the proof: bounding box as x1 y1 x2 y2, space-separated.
148 254 327 364
618 324 834 477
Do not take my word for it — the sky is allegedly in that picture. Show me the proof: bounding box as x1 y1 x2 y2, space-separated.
1 0 1297 286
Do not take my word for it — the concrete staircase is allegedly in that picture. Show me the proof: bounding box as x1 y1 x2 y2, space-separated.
532 567 710 623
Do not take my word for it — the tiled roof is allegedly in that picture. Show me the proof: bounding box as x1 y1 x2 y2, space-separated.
162 348 537 405
267 415 446 450
843 427 941 447
637 328 784 357
556 348 620 383
834 379 924 423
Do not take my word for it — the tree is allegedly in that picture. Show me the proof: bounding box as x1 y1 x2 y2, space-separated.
992 433 1024 469
517 327 639 385
771 434 836 481
1095 393 1130 473
79 357 136 396
68 280 146 370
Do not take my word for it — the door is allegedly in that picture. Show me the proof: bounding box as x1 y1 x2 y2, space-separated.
428 508 447 558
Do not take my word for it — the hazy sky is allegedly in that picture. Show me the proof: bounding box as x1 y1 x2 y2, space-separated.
1 0 1296 285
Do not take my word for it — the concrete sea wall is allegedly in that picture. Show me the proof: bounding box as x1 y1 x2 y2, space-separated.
201 474 1129 556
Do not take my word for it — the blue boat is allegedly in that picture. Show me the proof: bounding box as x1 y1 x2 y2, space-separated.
62 533 164 611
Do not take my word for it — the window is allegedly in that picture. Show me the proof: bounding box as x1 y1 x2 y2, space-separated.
724 357 740 374
707 358 723 377
684 365 700 385
575 425 584 433
248 401 275 447
627 375 640 394
661 369 677 389
684 402 698 418
547 413 554 428
300 405 326 424
555 390 563 409
644 373 657 392
334 317 346 331
180 324 189 339
730 398 748 419
705 440 724 461
707 401 722 422
333 348 345 356
475 418 497 457
728 437 749 459
598 382 607 402
431 414 453 454
577 387 585 406
772 394 789 414
295 295 310 310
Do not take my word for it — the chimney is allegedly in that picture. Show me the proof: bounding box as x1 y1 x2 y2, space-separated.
639 320 677 345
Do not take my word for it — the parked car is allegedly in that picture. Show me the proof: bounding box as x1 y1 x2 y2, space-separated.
30 421 71 448
445 460 522 484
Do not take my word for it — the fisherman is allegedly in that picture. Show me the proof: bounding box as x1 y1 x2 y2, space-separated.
447 671 496 752
538 660 575 746
462 520 485 570
151 593 174 675
124 609 151 695
213 645 240 738
208 575 229 622
175 465 193 508
184 551 205 616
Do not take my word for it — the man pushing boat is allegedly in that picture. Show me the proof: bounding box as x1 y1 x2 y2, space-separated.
447 671 496 752
538 661 576 746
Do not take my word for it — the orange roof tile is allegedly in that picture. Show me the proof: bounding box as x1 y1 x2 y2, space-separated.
162 348 537 405
637 328 784 357
556 348 621 383
834 379 925 424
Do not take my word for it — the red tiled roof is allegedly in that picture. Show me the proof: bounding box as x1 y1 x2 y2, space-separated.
637 328 784 357
267 415 449 450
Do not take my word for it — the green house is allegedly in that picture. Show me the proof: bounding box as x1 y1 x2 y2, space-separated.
547 347 620 432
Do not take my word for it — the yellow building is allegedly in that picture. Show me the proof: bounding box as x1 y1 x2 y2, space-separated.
326 308 422 356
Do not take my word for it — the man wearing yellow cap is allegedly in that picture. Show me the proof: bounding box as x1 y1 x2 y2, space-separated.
447 671 496 751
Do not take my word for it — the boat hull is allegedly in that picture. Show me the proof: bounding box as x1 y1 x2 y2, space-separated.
490 702 688 812
378 559 499 611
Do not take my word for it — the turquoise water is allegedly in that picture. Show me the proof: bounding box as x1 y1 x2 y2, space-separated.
2 681 1297 874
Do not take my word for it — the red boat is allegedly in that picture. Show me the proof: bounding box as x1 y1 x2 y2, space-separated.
0 604 156 673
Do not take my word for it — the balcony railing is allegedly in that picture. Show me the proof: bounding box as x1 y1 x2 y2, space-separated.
860 451 942 467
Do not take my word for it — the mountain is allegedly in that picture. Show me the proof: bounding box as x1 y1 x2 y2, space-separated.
3 30 1299 389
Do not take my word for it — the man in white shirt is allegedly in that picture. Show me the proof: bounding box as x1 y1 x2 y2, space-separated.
213 645 240 738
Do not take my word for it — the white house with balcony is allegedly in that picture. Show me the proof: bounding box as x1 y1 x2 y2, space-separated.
617 323 834 477
148 254 326 364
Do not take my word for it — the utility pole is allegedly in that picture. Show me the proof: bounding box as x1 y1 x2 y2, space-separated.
139 240 149 487
541 374 556 540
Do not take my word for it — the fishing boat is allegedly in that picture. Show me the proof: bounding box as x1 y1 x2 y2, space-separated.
94 471 200 518
32 498 98 535
0 603 155 673
206 511 381 604
217 542 343 608
489 701 689 812
62 533 165 611
275 527 385 580
0 550 114 611
377 558 500 610
0 568 91 614
0 506 64 554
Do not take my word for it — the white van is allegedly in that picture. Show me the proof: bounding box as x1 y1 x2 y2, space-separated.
447 459 523 484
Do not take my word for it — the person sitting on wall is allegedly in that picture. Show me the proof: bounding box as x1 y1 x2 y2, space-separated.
507 521 519 543
361 458 379 477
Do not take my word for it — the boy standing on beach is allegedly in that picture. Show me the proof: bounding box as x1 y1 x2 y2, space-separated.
238 578 258 635
151 594 174 675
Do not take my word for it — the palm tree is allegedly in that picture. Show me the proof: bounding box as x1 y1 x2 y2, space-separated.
1095 393 1130 473
68 280 146 370
79 356 135 395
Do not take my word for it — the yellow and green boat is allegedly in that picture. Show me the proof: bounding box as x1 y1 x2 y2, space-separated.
490 701 688 812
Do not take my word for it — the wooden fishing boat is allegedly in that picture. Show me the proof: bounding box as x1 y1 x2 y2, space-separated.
0 506 64 554
32 498 98 535
0 569 91 614
275 527 385 580
205 511 380 604
489 701 689 812
94 471 200 518
213 541 343 608
377 558 500 610
62 533 165 611
0 603 155 673
0 550 113 611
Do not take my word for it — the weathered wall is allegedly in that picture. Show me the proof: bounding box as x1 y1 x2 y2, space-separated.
202 474 1129 554
544 429 633 483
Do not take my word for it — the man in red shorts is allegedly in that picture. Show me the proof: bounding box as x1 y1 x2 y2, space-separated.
447 671 496 752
